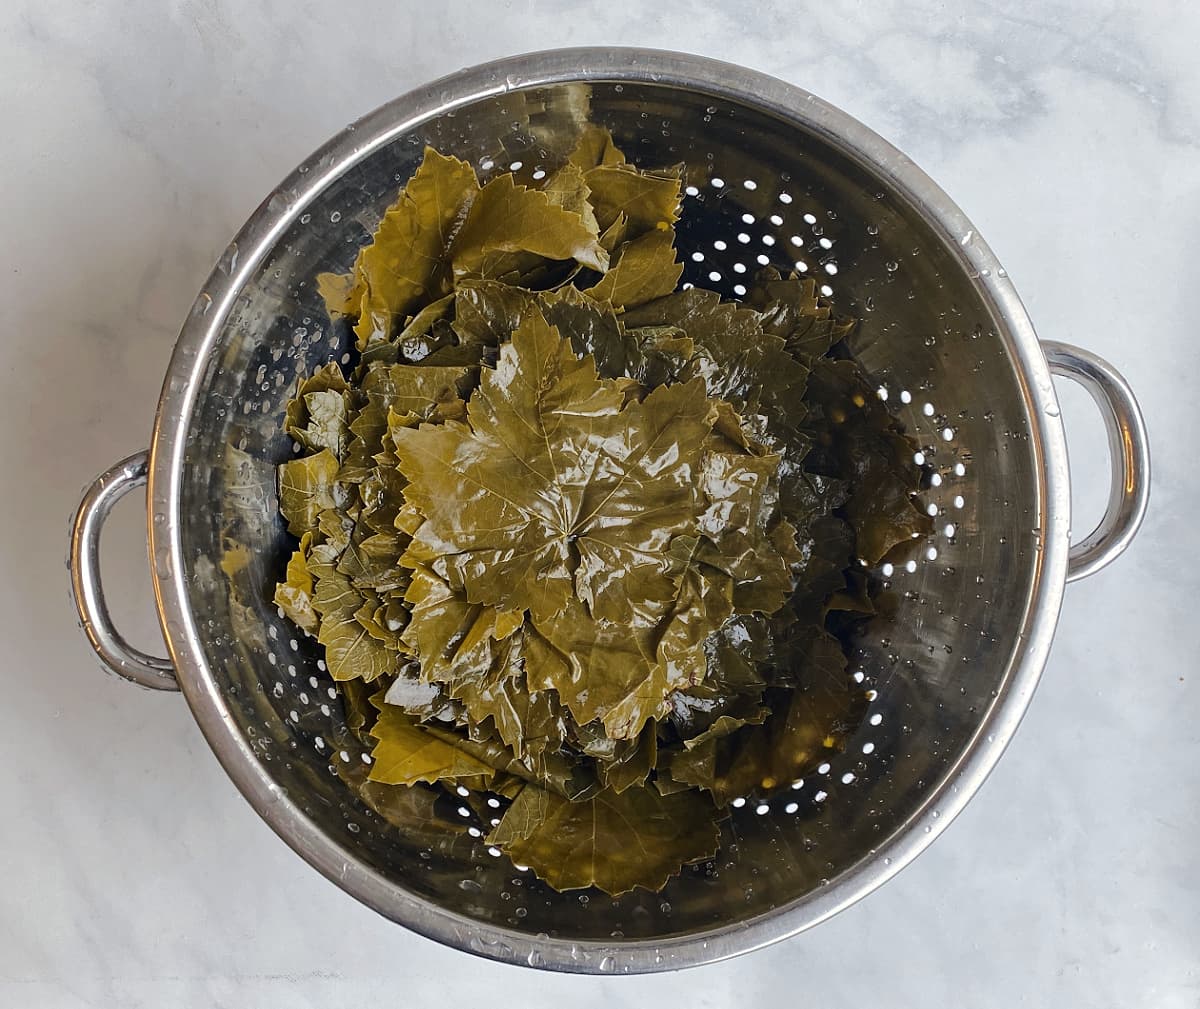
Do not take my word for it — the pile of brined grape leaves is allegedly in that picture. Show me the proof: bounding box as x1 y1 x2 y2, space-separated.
273 126 928 896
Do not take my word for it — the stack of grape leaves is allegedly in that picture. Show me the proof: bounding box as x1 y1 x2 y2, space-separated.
274 127 929 895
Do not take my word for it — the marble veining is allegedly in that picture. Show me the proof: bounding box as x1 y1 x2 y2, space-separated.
1 2 1196 1006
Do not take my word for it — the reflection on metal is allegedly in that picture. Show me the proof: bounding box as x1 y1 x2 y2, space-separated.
1043 341 1151 582
69 451 178 690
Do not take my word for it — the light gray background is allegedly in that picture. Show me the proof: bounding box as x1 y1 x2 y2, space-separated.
2 2 1196 1006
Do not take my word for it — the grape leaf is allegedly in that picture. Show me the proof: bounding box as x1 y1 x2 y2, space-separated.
359 293 457 367
278 449 340 536
598 721 657 793
398 566 517 685
567 124 628 171
338 402 389 485
585 229 682 308
582 164 681 237
539 162 600 237
744 268 855 359
451 172 608 279
310 562 398 682
803 359 931 563
335 148 480 351
487 783 719 895
622 288 808 436
452 279 539 348
392 309 715 624
368 706 497 786
695 448 799 614
284 363 351 456
360 361 475 421
669 654 866 805
526 536 732 739
273 531 318 635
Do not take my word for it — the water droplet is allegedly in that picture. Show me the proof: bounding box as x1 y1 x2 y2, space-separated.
599 955 616 972
527 949 544 967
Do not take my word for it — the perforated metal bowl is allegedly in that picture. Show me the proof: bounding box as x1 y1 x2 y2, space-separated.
69 49 1149 973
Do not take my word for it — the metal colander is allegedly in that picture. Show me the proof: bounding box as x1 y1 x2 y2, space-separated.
69 49 1149 973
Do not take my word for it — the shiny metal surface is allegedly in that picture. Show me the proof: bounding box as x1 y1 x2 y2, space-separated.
69 451 178 690
1043 341 1151 582
68 49 1150 972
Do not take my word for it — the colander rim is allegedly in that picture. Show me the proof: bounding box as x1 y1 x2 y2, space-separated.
146 46 1070 974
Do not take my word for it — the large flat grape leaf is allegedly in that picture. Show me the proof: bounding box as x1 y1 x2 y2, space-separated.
392 309 714 624
487 783 719 895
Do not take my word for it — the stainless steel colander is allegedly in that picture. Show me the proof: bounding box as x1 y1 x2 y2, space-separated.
68 49 1149 973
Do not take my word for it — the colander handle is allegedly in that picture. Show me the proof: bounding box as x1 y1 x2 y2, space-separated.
69 451 179 690
1043 342 1151 583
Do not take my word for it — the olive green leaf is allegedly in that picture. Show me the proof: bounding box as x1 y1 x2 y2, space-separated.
284 362 352 456
347 148 480 350
528 536 733 740
623 288 808 434
451 660 567 760
394 310 715 624
316 270 362 317
278 449 340 535
669 627 865 805
597 721 657 793
368 706 497 786
567 124 628 171
585 229 682 309
540 162 600 237
451 172 608 279
421 720 592 801
358 777 463 841
314 506 352 555
536 284 622 363
803 359 931 563
487 783 719 895
666 616 771 746
338 402 389 485
381 666 442 719
360 361 475 420
452 279 538 348
582 164 681 237
310 563 397 682
398 567 515 685
695 449 801 614
359 293 458 367
358 464 406 534
528 594 691 739
273 531 319 635
598 211 630 253
745 268 855 359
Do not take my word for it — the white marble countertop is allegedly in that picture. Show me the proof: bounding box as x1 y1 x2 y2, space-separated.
2 2 1197 1006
